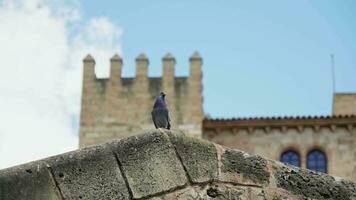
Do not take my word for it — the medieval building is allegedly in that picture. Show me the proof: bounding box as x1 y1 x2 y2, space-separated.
79 53 356 181
80 53 203 146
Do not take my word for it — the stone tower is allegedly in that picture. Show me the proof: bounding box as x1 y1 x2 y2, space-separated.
333 93 356 116
79 52 204 147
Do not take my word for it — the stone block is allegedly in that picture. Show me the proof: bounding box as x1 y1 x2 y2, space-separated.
0 161 61 200
48 145 130 199
150 182 266 200
273 163 356 199
113 131 188 199
219 148 270 186
168 131 218 183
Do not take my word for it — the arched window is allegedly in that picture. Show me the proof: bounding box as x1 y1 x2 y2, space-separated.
307 150 327 173
281 150 300 167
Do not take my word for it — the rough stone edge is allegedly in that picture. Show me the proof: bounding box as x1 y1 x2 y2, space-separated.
163 129 219 184
0 160 64 200
111 130 189 199
1 130 356 200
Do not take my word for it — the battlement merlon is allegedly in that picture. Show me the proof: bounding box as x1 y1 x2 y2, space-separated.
162 53 176 85
82 52 203 81
82 54 96 82
110 54 122 80
189 51 202 79
135 53 149 78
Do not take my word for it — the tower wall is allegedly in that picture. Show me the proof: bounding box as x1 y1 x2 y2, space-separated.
333 93 356 116
79 53 204 147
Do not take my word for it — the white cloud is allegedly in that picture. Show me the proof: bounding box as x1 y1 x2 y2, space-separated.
0 0 122 169
87 17 122 44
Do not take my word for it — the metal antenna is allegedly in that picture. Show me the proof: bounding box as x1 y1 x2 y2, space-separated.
331 54 336 94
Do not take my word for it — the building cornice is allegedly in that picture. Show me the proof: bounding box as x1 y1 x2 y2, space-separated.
203 115 356 134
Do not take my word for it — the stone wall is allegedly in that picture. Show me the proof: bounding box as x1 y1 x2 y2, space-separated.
1 130 356 200
79 52 204 147
333 93 356 116
203 116 356 182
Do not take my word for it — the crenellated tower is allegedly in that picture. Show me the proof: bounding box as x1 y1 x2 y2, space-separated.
79 52 204 147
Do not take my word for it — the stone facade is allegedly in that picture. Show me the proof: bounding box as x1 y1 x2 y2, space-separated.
2 130 356 200
79 53 203 147
203 116 356 181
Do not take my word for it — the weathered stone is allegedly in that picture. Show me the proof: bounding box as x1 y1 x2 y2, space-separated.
80 53 204 147
220 149 270 185
333 93 356 116
80 53 356 184
150 182 265 200
2 130 356 199
274 164 356 199
0 161 61 200
113 131 188 199
48 145 130 200
168 131 218 183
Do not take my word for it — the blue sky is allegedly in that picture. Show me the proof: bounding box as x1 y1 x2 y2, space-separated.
81 0 356 117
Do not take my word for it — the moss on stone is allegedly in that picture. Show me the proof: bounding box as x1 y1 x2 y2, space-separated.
48 145 130 200
0 161 62 200
274 165 356 200
222 149 270 184
169 132 218 183
113 131 188 199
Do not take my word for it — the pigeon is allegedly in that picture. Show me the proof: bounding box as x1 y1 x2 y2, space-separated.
151 92 171 130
